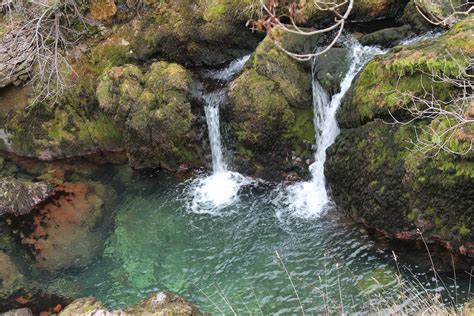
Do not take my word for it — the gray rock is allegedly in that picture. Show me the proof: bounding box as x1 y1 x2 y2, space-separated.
313 48 350 94
0 177 53 216
360 25 412 48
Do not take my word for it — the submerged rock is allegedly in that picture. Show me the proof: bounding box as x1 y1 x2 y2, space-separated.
0 178 53 216
19 182 115 270
0 252 25 298
228 28 316 181
60 292 205 315
97 61 204 171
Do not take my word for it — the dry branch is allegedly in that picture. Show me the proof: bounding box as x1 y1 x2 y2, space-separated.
1 0 88 104
251 0 354 61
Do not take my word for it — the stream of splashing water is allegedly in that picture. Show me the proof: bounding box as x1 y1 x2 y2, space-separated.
286 39 386 218
189 55 252 215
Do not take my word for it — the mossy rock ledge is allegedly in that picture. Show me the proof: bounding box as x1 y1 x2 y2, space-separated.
325 19 474 255
228 29 316 181
97 61 204 171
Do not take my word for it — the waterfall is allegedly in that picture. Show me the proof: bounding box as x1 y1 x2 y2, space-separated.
287 39 386 218
189 55 252 215
203 90 227 173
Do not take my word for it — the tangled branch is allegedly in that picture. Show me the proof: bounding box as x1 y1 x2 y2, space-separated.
250 0 354 61
391 55 473 156
3 0 88 104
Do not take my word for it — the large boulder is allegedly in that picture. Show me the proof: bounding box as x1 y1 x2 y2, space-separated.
60 292 205 315
228 28 316 181
0 178 53 216
313 48 350 94
325 19 474 255
18 182 115 270
97 61 204 171
400 0 434 33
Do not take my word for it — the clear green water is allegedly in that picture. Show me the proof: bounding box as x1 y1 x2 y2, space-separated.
26 170 472 314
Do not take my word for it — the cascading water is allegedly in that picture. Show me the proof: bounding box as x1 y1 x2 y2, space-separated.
189 55 252 215
287 38 386 218
203 90 227 173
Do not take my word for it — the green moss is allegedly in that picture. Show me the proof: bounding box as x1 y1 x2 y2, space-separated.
342 19 473 127
458 222 470 236
407 210 417 221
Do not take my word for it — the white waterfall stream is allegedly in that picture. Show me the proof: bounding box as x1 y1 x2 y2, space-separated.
189 55 252 215
203 90 227 173
287 39 386 218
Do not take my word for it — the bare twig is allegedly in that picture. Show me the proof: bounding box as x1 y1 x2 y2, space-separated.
4 0 88 104
251 0 354 61
390 54 473 156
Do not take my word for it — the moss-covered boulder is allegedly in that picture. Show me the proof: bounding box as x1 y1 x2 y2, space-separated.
400 0 434 33
326 19 474 254
228 29 315 181
326 121 473 246
2 79 124 161
339 18 473 128
89 0 260 73
97 61 203 171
